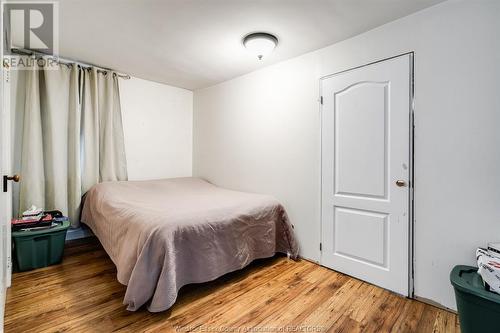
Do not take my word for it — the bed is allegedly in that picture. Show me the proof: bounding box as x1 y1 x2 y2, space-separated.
81 177 298 312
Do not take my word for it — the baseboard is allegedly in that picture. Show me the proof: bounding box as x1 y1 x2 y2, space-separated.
299 256 320 265
413 295 457 314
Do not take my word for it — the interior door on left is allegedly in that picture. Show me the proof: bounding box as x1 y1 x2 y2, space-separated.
0 16 13 325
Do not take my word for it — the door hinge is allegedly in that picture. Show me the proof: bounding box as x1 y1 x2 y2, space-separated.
320 242 322 251
320 96 323 105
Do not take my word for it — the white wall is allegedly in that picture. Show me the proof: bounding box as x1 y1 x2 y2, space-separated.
119 77 193 180
193 0 500 310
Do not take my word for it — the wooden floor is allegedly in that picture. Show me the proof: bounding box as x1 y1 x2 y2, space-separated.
5 238 459 333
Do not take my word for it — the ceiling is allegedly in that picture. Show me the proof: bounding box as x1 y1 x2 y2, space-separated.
57 0 444 90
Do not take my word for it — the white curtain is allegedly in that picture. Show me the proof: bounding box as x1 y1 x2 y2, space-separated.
81 68 127 193
19 62 127 227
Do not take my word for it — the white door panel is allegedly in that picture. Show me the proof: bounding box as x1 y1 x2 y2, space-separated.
334 207 388 267
321 55 411 295
335 81 388 198
1 6 13 324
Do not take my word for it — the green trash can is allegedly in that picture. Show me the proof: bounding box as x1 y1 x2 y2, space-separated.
450 265 500 333
12 220 70 271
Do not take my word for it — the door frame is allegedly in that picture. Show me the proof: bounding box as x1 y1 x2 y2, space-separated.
318 52 415 297
0 0 11 324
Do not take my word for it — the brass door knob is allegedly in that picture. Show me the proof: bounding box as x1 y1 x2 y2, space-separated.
7 174 20 182
3 174 20 192
395 180 406 187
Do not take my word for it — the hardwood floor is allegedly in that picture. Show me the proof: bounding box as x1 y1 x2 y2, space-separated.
5 238 459 333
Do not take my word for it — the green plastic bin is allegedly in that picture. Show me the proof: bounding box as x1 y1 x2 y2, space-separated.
12 220 70 271
450 265 500 333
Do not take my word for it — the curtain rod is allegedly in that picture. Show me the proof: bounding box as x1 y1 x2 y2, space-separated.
9 48 131 80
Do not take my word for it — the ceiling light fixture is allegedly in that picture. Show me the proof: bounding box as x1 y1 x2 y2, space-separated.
243 32 278 60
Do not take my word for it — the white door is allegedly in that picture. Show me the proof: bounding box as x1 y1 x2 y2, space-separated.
320 54 411 295
0 17 13 325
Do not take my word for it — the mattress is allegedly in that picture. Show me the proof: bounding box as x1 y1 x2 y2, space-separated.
81 177 298 312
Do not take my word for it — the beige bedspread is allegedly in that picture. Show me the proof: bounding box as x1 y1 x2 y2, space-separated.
81 177 298 312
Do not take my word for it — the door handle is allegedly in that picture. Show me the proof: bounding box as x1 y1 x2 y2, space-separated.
3 174 20 192
395 180 406 187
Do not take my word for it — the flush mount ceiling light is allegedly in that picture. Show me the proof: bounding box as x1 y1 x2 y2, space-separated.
243 32 278 60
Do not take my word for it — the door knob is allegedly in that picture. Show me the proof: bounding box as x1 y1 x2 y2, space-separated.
395 180 406 187
6 174 20 182
3 174 20 192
